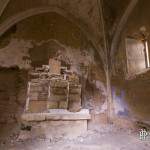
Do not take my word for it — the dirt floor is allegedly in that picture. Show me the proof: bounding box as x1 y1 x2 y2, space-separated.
0 124 150 150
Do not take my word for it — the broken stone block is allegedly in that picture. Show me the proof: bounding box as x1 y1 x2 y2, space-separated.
49 59 61 75
22 109 91 121
21 113 46 121
30 79 39 83
30 85 43 92
26 59 83 113
29 91 48 100
69 86 81 94
51 87 67 95
59 101 68 109
47 101 59 109
29 92 39 100
68 101 82 112
19 120 88 140
68 92 81 112
28 79 49 101
69 94 81 102
68 73 80 84
28 100 47 113
38 92 48 101
50 79 68 88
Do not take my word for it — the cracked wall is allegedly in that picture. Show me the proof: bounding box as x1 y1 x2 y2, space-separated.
0 12 107 139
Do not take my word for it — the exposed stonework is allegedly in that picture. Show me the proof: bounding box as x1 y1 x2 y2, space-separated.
1 1 150 149
0 0 101 36
0 68 28 125
112 0 150 123
0 38 32 68
0 11 107 143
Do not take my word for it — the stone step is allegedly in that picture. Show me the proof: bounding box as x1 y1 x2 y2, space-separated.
22 109 91 121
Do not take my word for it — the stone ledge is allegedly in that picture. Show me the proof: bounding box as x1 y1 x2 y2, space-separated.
18 120 88 140
21 109 91 122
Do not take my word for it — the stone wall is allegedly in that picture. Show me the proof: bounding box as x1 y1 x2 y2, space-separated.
0 68 28 141
0 12 107 138
0 0 102 44
112 0 150 123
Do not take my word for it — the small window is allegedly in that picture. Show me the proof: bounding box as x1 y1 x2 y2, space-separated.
125 37 150 76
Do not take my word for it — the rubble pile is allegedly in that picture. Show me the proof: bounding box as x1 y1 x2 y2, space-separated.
26 59 82 113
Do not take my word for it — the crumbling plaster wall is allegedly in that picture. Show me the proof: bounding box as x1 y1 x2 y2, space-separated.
0 0 102 47
0 68 28 141
112 0 150 122
0 0 140 124
0 12 107 137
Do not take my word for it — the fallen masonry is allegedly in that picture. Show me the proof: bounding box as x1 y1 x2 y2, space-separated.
21 58 91 140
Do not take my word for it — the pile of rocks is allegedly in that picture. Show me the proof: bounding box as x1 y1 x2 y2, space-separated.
26 59 82 113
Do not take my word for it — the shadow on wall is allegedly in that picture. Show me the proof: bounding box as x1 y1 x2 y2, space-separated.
0 67 28 140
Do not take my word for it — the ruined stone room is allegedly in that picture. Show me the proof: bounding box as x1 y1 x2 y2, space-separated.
0 0 150 150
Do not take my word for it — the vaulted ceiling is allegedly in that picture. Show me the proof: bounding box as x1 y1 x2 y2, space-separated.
0 0 138 67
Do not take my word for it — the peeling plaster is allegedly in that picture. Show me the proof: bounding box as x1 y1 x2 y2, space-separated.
0 38 32 69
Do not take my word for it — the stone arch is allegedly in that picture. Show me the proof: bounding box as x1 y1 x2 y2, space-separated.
0 6 105 65
110 0 139 65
